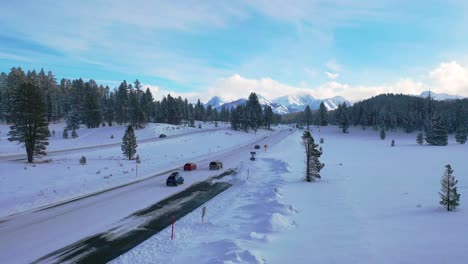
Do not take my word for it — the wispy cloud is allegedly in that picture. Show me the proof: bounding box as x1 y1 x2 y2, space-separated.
325 71 339 79
1 0 468 101
326 59 342 72
0 52 31 62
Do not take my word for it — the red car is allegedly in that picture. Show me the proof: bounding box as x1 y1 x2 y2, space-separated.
184 162 197 171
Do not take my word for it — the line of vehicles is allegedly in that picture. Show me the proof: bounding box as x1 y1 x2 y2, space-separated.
166 161 224 186
166 144 261 187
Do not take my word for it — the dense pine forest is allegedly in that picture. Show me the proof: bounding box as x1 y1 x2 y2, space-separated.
1 67 466 139
285 94 467 135
0 67 280 132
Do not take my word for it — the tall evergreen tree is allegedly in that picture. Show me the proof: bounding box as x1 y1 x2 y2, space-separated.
455 127 467 144
166 94 181 125
4 67 27 124
206 105 213 122
246 93 263 131
318 101 328 126
425 114 448 146
379 126 386 140
439 164 460 211
264 105 274 130
455 100 467 144
66 109 80 131
8 82 50 163
0 72 7 122
230 106 240 130
103 90 115 126
115 81 129 124
143 88 154 122
194 99 205 121
121 125 138 160
302 130 324 182
303 105 312 130
82 80 102 128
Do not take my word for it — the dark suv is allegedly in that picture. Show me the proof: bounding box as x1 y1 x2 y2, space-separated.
209 161 223 170
166 172 184 186
159 134 167 138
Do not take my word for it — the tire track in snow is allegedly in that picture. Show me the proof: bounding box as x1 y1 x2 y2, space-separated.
33 170 236 264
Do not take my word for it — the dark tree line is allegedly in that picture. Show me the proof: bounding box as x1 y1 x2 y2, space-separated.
229 93 281 132
332 93 468 134
0 67 235 131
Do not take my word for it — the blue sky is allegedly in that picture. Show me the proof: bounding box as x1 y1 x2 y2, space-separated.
1 0 468 101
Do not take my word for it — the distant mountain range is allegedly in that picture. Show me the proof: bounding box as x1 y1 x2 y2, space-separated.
204 91 466 114
419 91 465 101
205 93 351 114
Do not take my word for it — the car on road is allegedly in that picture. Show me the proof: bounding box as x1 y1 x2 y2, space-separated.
209 160 223 170
254 145 261 149
159 134 167 138
166 172 184 186
184 162 197 171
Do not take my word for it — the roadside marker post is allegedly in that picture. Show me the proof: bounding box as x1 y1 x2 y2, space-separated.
250 151 256 161
171 216 175 240
202 206 206 224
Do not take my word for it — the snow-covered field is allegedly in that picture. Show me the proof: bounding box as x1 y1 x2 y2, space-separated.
114 126 468 264
0 122 273 218
0 122 212 155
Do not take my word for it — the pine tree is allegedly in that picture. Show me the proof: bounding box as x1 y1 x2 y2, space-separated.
439 164 460 211
122 125 138 160
115 81 129 124
246 93 263 131
425 114 448 146
66 109 80 131
455 127 467 144
417 132 424 145
8 82 50 163
82 80 102 128
380 127 386 140
264 105 273 130
338 103 349 133
303 105 312 130
143 88 154 122
340 115 350 133
318 102 328 126
302 130 324 182
103 90 115 126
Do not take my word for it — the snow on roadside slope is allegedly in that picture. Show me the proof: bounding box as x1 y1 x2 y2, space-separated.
114 126 468 264
0 122 225 155
0 122 269 218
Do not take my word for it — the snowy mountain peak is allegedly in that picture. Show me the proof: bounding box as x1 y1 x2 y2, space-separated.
213 93 350 114
205 96 226 108
419 91 464 101
271 93 350 112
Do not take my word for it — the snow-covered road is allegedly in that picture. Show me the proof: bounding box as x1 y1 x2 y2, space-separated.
0 128 292 263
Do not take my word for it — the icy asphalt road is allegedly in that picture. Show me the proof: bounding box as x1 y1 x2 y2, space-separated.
0 128 292 263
